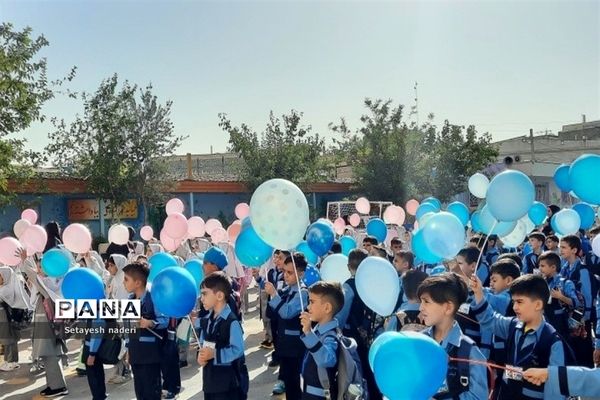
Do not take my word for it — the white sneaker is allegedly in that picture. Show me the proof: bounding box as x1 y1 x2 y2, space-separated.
0 362 20 371
110 375 131 384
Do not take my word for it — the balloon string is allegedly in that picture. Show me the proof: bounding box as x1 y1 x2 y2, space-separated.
187 315 200 344
449 356 522 400
291 254 305 311
474 221 498 277
456 312 480 326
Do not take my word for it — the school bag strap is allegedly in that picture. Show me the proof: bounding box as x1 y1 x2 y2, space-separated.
432 336 473 400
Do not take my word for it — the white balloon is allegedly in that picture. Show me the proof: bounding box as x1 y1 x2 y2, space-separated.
520 215 536 234
13 219 31 239
355 257 399 316
500 219 528 248
468 173 489 199
592 235 600 257
249 179 309 250
108 224 129 245
320 254 350 284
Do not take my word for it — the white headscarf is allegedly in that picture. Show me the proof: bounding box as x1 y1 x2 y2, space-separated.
0 266 32 310
108 254 129 299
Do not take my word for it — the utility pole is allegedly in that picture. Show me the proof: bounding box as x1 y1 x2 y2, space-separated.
414 81 419 127
529 128 535 163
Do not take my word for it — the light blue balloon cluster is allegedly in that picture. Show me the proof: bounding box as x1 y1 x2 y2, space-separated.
553 164 571 192
528 201 548 226
486 170 535 222
339 235 357 256
552 209 581 236
296 241 319 265
446 201 469 226
569 155 600 205
148 252 179 282
41 248 73 278
355 257 399 316
235 218 273 268
572 203 595 230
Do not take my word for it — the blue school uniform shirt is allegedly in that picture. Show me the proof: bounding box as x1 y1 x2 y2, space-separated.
336 281 353 329
547 274 580 309
483 288 511 315
423 321 488 400
561 258 593 320
470 298 566 399
86 318 106 355
386 302 420 332
268 283 308 320
545 366 600 398
124 290 169 347
198 304 245 366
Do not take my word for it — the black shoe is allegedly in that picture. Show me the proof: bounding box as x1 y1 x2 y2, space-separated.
76 368 87 376
179 360 188 368
40 387 69 397
268 359 280 368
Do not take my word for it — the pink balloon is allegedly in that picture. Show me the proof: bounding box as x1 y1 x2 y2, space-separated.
384 205 406 225
108 224 129 245
14 219 31 239
210 227 228 243
160 229 181 252
349 213 361 227
188 216 206 238
355 197 370 214
234 203 250 220
165 198 184 215
62 223 92 254
227 220 242 242
164 212 188 239
333 217 346 235
21 209 38 224
20 225 47 255
0 237 23 266
406 199 420 216
140 226 154 241
205 219 223 236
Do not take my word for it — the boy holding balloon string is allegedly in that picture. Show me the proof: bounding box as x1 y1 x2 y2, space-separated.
417 272 489 399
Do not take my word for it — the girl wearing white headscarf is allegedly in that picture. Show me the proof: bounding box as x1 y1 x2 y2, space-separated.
0 266 32 371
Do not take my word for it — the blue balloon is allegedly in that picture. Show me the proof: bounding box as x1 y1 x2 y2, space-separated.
430 265 447 276
234 222 273 267
528 201 548 226
421 212 465 259
470 211 483 233
296 241 319 265
369 331 398 370
554 164 571 192
553 209 581 235
306 221 335 257
152 267 198 317
572 203 595 230
320 254 351 283
61 267 105 301
446 202 469 226
303 265 321 287
183 259 204 287
570 154 600 205
148 252 179 282
422 197 442 212
479 205 517 236
412 229 443 264
416 202 438 220
372 332 448 400
339 235 357 256
41 248 72 277
355 257 399 316
486 170 535 221
366 218 387 243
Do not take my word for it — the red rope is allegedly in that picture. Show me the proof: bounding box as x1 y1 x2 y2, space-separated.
448 357 522 400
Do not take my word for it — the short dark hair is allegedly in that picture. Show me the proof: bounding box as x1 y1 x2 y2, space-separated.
280 250 291 258
372 245 387 258
284 252 308 272
390 237 403 246
403 269 428 300
538 251 561 272
589 226 600 236
309 281 345 315
457 246 480 264
498 253 523 270
417 272 468 315
201 271 232 297
469 235 486 249
348 249 368 272
561 235 582 253
546 234 559 244
330 241 342 254
123 262 149 285
395 250 415 269
528 232 546 243
509 274 550 304
363 235 378 245
490 259 521 280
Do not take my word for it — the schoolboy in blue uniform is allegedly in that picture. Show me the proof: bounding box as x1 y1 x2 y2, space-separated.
524 365 600 398
418 272 488 400
560 234 594 367
299 281 345 399
197 272 248 400
538 251 580 339
82 318 108 400
524 232 546 274
265 252 309 400
386 269 428 332
470 273 569 400
123 262 168 400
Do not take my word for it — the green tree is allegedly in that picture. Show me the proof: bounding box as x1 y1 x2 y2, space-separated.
331 98 498 203
46 75 185 223
0 23 75 206
219 110 331 191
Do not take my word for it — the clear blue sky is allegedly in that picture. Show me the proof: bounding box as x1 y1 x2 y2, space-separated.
2 0 599 155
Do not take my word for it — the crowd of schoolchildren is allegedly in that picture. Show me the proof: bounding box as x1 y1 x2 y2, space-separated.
2 216 600 399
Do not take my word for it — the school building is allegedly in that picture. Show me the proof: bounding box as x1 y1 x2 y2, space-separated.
0 152 351 240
